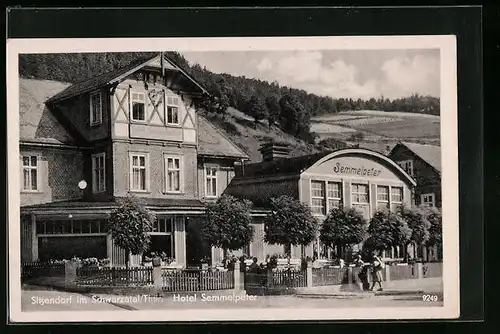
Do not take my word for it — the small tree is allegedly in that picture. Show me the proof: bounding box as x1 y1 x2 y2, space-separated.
264 196 318 255
265 95 281 128
398 205 431 259
246 95 268 126
320 207 367 257
364 210 412 256
425 206 443 260
107 196 156 269
199 195 254 260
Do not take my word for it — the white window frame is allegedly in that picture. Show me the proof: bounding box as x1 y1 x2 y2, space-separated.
36 219 107 236
166 96 180 125
205 165 218 198
421 193 436 207
376 185 390 211
164 155 183 193
398 159 414 177
148 217 176 258
327 181 342 211
351 183 369 204
390 186 404 211
21 155 39 192
91 153 106 193
131 91 146 122
129 153 149 192
90 91 103 126
310 180 326 215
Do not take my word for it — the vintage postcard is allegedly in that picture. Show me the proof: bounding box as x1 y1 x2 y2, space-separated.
7 35 459 322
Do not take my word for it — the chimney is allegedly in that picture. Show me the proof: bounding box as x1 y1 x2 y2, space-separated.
259 142 291 162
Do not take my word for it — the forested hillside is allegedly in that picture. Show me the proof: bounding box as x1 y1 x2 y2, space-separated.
19 51 440 145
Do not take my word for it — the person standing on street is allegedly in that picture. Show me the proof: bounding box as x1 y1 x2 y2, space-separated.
370 253 384 291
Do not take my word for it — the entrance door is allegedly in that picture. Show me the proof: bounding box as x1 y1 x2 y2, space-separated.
185 218 211 266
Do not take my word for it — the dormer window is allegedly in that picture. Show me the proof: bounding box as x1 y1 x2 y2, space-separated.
131 92 146 122
90 91 102 126
167 96 180 125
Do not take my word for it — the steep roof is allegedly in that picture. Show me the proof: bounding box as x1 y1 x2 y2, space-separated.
19 78 76 145
46 54 207 104
197 115 249 159
237 151 331 178
394 142 441 173
19 78 246 160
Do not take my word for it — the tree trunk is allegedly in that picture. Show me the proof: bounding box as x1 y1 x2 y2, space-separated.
125 249 130 285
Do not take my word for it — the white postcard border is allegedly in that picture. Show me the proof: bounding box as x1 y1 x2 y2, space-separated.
7 35 459 322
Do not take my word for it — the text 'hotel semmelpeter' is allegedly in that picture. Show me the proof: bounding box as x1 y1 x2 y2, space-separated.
19 54 441 267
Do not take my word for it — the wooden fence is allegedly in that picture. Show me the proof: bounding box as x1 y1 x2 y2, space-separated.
312 267 348 286
21 262 65 281
162 269 234 292
269 269 307 288
76 267 153 286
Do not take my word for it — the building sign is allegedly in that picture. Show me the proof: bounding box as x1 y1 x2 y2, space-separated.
333 162 382 177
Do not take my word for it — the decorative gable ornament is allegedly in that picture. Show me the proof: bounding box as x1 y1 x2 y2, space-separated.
148 89 163 106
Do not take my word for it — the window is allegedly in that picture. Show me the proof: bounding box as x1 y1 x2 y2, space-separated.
36 220 106 235
376 186 390 211
352 183 369 203
165 156 182 192
311 181 326 215
130 154 148 191
421 193 435 207
166 96 180 125
92 153 106 193
205 166 218 198
149 217 175 258
398 160 414 177
327 182 342 210
90 92 102 125
22 155 38 191
131 92 146 121
391 187 404 211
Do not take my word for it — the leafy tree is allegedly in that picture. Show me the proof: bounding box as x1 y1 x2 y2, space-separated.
398 205 431 258
264 196 318 252
106 196 156 269
265 95 281 128
246 95 268 125
199 195 254 259
425 206 443 259
279 94 311 140
364 210 412 253
320 207 367 252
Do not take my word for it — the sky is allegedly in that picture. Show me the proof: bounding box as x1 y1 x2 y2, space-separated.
182 49 440 100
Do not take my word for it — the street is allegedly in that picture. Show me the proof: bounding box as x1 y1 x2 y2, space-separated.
21 284 443 312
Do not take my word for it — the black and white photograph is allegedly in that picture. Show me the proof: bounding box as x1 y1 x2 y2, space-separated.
7 35 459 322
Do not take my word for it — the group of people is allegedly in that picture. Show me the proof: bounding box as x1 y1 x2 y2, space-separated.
353 253 385 291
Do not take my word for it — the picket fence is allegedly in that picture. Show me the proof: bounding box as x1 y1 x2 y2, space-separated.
21 262 66 281
162 269 234 292
76 267 154 286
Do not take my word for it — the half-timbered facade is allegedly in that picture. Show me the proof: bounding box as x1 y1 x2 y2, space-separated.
19 54 248 267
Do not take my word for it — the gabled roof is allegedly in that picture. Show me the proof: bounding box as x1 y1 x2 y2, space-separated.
197 115 249 159
46 54 208 104
391 141 441 173
237 151 332 178
234 148 416 186
19 79 246 160
19 78 76 145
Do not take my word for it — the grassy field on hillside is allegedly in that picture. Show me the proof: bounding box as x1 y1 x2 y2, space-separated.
203 107 319 163
312 110 440 145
